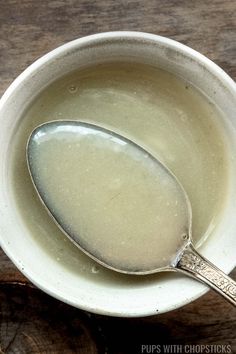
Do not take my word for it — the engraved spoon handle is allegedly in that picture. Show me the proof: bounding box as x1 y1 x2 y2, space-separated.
175 244 236 306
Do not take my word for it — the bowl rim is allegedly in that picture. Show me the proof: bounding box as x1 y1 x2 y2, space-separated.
0 31 236 317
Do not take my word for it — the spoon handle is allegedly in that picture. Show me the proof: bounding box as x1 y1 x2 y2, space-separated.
176 244 236 306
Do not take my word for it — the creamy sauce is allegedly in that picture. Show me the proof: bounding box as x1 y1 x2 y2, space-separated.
10 63 229 282
28 122 190 272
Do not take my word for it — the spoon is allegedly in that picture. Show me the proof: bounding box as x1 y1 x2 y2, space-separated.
26 120 236 306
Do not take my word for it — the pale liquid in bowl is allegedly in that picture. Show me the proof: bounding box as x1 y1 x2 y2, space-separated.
11 63 229 283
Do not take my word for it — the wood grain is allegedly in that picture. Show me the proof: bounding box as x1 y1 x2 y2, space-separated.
0 285 102 353
0 0 235 352
0 276 235 353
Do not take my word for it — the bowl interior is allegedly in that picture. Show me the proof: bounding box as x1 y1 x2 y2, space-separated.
0 32 236 316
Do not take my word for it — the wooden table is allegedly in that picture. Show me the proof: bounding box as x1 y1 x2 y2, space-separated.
0 0 235 352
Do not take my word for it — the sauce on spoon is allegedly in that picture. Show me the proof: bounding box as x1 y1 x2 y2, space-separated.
27 121 190 273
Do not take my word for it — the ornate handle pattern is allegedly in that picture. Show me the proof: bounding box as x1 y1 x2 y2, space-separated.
176 244 236 306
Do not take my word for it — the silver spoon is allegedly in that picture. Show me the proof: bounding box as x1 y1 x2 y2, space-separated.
26 120 236 306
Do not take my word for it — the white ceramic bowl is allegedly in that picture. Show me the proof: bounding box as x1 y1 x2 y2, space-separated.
0 32 236 317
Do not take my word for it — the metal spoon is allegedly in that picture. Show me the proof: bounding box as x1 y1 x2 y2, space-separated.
26 121 236 306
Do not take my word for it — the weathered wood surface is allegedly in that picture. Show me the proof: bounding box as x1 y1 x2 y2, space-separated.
0 0 236 352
